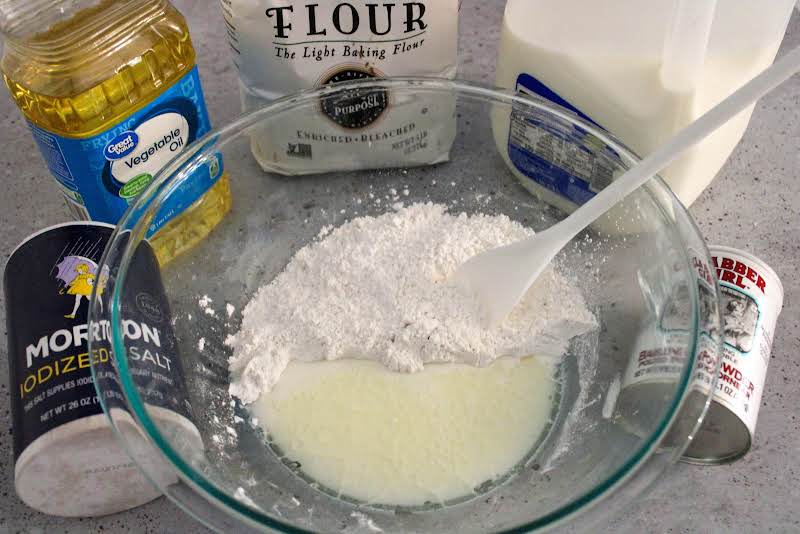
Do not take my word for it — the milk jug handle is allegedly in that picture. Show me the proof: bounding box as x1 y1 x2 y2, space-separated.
660 0 718 92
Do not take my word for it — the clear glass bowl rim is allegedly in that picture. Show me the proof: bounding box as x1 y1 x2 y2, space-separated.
90 77 714 533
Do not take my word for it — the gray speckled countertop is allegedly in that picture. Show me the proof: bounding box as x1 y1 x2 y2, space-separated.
1 2 798 532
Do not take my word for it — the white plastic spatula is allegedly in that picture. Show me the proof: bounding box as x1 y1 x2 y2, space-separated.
455 44 800 327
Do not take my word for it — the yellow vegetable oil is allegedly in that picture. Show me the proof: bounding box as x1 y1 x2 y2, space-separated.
0 0 231 262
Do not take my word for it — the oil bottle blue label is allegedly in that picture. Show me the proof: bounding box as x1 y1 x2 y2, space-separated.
27 66 223 232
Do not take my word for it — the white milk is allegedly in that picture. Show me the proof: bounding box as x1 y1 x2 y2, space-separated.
493 0 794 208
250 356 556 506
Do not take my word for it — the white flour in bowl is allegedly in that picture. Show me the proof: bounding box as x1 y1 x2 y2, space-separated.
228 202 596 404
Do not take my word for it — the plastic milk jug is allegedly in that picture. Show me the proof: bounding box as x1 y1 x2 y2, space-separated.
494 0 796 209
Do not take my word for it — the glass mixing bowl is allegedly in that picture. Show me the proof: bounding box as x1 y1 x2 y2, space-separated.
89 79 721 533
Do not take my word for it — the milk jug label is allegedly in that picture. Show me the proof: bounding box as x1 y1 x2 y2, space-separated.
27 67 223 232
507 73 619 205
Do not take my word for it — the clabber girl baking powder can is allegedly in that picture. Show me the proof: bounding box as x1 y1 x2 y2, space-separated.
682 246 784 463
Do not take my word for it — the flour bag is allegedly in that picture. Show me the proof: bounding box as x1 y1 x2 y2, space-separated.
219 0 459 174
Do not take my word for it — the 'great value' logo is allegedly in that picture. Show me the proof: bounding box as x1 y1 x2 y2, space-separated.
103 131 139 161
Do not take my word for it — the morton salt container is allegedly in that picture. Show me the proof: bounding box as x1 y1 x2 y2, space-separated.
5 223 202 516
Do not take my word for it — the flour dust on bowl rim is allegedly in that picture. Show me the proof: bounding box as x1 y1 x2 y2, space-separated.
88 79 722 533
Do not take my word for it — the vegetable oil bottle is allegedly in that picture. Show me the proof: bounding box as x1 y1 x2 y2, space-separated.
0 0 231 263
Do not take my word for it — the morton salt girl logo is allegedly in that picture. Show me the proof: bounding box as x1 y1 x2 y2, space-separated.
56 257 108 319
53 235 109 319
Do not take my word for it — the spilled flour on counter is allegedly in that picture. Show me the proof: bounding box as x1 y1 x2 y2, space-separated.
228 202 596 404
